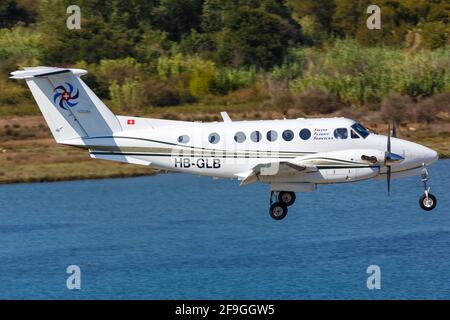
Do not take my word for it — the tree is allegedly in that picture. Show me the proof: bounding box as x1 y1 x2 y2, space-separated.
0 0 31 27
420 21 449 49
214 9 284 69
37 0 160 64
153 0 204 41
287 0 336 35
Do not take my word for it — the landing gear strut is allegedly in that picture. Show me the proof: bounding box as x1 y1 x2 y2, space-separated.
269 191 296 220
419 166 437 211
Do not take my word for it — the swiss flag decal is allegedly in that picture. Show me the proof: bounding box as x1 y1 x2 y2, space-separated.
127 119 135 125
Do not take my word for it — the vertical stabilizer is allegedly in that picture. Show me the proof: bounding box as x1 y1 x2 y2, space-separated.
11 67 122 142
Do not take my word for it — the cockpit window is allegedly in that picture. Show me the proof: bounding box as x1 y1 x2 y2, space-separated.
334 128 348 139
351 123 369 138
351 130 360 139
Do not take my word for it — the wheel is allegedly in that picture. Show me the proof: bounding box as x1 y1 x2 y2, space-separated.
269 202 288 220
419 193 437 211
278 191 296 206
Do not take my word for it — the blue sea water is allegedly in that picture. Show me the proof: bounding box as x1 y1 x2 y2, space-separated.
0 160 449 299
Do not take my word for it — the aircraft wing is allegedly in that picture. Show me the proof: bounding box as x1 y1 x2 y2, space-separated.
236 160 318 186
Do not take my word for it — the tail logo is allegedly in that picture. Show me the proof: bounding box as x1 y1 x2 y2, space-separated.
53 83 79 110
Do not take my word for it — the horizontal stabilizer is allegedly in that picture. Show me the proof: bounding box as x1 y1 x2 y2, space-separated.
90 152 152 166
10 67 87 79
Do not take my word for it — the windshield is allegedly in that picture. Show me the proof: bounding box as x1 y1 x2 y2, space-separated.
351 123 370 138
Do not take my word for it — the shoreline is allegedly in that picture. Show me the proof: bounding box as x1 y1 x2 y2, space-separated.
1 156 448 186
0 171 156 185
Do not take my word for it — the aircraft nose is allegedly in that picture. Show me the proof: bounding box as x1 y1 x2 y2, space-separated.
416 145 439 165
390 138 439 167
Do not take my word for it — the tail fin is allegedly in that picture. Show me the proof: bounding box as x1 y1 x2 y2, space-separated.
10 67 122 142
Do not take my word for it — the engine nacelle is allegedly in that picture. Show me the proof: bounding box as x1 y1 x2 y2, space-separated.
322 167 379 183
298 149 384 183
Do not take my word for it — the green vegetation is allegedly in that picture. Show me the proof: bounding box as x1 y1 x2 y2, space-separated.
0 0 448 118
289 41 450 105
0 0 449 183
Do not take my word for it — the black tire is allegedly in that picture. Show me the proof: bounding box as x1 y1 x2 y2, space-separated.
269 202 288 220
419 193 437 211
278 191 296 206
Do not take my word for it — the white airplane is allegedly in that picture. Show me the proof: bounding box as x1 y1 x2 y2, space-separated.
11 67 439 220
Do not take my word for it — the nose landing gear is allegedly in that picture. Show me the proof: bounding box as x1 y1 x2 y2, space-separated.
419 166 437 211
269 191 296 220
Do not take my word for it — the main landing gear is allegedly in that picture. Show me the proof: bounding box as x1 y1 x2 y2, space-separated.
269 191 296 220
419 166 437 211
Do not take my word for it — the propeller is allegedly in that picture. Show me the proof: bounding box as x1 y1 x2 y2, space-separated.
387 164 391 194
387 123 392 194
385 121 404 194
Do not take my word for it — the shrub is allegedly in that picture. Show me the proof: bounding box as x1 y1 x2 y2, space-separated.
140 77 197 107
96 57 142 85
289 39 450 105
0 77 28 105
187 57 216 97
157 54 218 97
109 79 141 112
419 21 449 50
0 27 42 63
157 54 188 79
380 94 415 124
265 79 297 112
139 78 182 107
271 62 302 81
224 83 267 105
210 67 258 95
380 93 450 124
297 88 343 114
414 93 450 123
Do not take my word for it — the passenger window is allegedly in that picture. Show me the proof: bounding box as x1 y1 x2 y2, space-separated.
266 130 278 142
351 130 360 139
282 130 294 141
250 131 262 142
334 128 348 139
208 132 220 144
178 135 190 143
299 128 311 140
234 131 246 143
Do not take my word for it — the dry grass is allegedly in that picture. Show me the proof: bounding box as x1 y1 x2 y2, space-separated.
0 137 154 184
400 125 450 159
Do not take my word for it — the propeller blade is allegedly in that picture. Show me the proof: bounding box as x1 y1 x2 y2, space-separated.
392 120 397 138
387 123 391 153
387 165 391 195
385 122 404 165
386 122 393 194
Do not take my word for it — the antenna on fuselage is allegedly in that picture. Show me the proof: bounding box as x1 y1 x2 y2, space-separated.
220 112 232 122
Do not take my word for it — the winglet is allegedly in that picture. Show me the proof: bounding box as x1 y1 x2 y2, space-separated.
220 111 232 122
